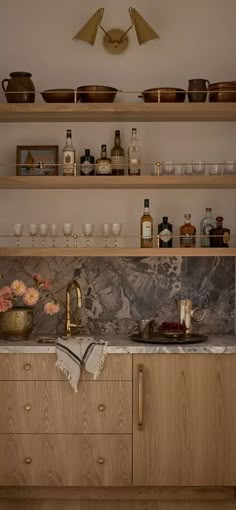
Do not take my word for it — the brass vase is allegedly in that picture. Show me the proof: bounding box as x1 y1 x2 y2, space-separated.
0 307 33 337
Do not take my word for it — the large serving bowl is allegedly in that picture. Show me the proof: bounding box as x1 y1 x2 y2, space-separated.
41 89 78 103
141 87 186 103
77 85 118 103
208 82 236 102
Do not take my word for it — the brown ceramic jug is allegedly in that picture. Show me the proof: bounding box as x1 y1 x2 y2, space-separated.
188 78 210 103
2 71 35 103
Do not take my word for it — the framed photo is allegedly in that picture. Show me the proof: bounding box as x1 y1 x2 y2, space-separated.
16 145 59 176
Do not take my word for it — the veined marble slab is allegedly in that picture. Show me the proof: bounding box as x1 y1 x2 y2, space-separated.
0 335 236 354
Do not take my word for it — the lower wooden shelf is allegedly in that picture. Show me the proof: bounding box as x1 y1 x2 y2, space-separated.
0 247 235 257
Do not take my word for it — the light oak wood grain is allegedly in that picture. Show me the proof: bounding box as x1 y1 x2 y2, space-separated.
133 354 236 486
0 499 235 509
0 354 132 381
0 380 132 433
0 247 235 257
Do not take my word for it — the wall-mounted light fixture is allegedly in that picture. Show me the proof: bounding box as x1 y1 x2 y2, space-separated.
73 7 160 55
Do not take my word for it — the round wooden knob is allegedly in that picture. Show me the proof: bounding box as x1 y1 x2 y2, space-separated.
25 458 32 464
25 404 31 411
98 404 105 412
98 458 105 465
24 364 31 371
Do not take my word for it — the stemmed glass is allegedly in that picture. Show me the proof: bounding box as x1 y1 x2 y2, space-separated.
27 223 38 247
101 223 111 247
39 223 48 248
82 223 94 247
63 223 73 247
13 223 24 247
111 223 122 247
49 223 59 248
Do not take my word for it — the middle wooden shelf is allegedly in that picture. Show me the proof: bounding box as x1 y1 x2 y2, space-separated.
0 247 235 257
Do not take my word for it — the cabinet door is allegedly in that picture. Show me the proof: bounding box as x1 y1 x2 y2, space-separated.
133 354 236 486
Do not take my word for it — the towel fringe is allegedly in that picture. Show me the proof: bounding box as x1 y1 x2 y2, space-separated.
93 341 108 380
55 359 78 393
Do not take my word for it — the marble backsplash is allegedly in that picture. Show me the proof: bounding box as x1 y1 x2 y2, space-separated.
0 256 234 336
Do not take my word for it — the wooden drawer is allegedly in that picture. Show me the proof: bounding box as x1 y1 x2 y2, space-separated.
0 434 132 486
0 380 132 433
0 353 132 381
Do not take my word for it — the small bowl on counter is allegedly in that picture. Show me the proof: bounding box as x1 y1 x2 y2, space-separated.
140 87 186 103
41 89 79 103
77 85 118 103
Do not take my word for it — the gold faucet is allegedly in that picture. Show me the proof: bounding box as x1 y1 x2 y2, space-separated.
65 279 82 336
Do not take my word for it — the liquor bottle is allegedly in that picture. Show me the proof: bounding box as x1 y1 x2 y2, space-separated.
63 129 76 176
179 213 196 248
80 149 95 176
128 128 141 176
200 207 217 247
158 216 173 248
140 199 153 248
209 216 230 247
111 130 125 175
96 144 112 176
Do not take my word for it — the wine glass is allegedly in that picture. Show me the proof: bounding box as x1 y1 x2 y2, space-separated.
13 223 24 247
49 223 59 248
111 223 122 247
27 223 38 247
39 223 48 247
101 223 111 247
82 223 94 247
63 223 73 247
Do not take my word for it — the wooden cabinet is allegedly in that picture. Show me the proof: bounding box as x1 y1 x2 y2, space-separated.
133 354 236 486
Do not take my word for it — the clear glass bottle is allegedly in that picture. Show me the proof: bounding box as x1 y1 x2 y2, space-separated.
200 208 217 247
80 149 95 176
158 216 173 248
128 128 141 176
96 144 112 176
140 199 153 248
179 213 196 248
63 129 76 176
209 216 230 247
111 130 125 176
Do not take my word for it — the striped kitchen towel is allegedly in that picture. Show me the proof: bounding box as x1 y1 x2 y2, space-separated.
55 336 108 392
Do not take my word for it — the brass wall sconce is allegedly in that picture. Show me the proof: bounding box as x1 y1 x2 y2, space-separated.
73 7 160 55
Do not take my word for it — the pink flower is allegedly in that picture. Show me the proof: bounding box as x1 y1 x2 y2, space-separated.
0 296 13 312
11 280 26 297
0 286 13 299
44 301 60 315
23 287 39 307
41 278 51 290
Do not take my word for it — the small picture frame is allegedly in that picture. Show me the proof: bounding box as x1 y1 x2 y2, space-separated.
16 145 59 176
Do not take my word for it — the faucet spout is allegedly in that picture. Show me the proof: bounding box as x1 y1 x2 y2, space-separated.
66 279 82 336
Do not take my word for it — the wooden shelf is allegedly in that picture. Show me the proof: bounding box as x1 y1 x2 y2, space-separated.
1 103 236 122
0 175 236 189
0 247 235 257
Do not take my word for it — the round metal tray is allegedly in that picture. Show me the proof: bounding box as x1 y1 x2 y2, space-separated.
130 334 208 344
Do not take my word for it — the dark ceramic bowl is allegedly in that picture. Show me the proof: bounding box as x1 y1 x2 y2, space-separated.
208 82 236 102
41 89 78 103
77 85 118 103
141 87 186 103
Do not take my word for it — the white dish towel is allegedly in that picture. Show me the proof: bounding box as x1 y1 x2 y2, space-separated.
56 336 108 392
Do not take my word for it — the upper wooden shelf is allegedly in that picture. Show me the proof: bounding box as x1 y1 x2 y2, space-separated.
1 103 236 122
0 175 236 189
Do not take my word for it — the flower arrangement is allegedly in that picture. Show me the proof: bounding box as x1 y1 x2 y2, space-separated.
0 273 60 315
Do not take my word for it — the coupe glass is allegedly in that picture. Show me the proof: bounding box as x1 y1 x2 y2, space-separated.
39 223 48 247
27 223 38 247
111 223 122 247
192 160 206 175
63 223 73 247
101 223 112 247
82 223 94 247
49 223 59 248
13 223 24 247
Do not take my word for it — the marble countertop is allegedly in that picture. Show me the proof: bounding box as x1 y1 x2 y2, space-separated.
0 334 236 354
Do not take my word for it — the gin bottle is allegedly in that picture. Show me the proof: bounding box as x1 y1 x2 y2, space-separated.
209 216 230 247
80 149 95 176
200 208 217 247
63 129 76 176
179 213 196 248
128 128 141 176
158 216 172 247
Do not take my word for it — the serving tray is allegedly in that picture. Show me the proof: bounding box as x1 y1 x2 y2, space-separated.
130 333 208 344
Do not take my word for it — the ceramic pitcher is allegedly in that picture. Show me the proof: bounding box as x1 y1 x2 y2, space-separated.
188 79 210 103
2 71 35 103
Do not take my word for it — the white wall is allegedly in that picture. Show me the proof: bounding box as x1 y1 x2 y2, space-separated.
0 0 236 244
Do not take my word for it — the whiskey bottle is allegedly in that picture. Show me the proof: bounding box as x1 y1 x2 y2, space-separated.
111 130 125 175
128 128 141 176
80 149 95 176
209 216 230 247
63 129 76 176
158 216 172 247
96 145 112 176
200 207 217 247
140 199 153 248
179 213 196 248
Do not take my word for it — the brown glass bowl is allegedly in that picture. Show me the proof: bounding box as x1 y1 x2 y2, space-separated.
41 89 78 103
141 87 186 103
77 85 118 103
158 328 186 339
208 82 236 102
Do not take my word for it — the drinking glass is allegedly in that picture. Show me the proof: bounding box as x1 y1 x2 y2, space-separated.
208 163 222 176
13 223 24 247
224 160 236 175
82 223 94 247
192 160 206 175
174 163 184 176
101 223 112 247
111 223 122 247
49 223 59 248
27 223 38 247
39 223 48 247
63 223 73 247
161 161 175 175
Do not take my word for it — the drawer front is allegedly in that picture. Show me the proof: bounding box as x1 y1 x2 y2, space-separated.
0 434 132 486
0 380 132 433
0 353 132 381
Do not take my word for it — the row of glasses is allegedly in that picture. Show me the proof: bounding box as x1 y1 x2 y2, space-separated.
82 223 122 247
154 160 236 176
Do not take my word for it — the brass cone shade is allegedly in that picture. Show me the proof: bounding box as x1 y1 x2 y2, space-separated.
73 8 104 45
129 7 160 44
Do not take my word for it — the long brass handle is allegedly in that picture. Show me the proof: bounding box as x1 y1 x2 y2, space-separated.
138 365 144 429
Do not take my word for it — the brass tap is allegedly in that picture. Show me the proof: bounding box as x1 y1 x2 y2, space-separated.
65 279 82 336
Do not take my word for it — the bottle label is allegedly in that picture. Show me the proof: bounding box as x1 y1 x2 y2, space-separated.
180 234 194 245
223 231 230 244
202 222 215 235
159 228 172 243
142 221 152 239
96 162 112 175
63 150 75 175
111 156 125 171
81 161 94 176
